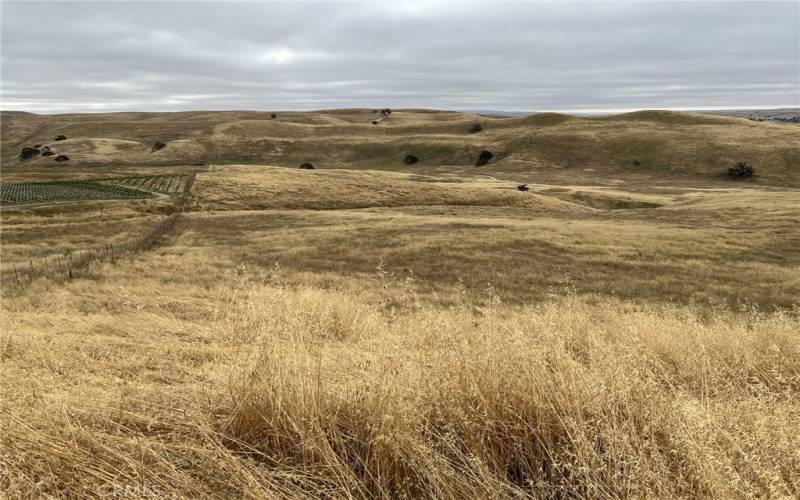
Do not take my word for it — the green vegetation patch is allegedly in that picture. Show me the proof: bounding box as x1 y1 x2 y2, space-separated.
1 180 153 205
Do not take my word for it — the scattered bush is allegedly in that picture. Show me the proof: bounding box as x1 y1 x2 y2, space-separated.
151 142 167 152
468 123 483 134
19 147 40 161
475 149 493 167
54 155 70 162
372 121 379 125
632 160 641 167
380 108 392 116
299 162 315 169
517 184 529 191
42 151 55 157
404 154 419 165
271 113 277 119
727 162 754 178
54 134 67 141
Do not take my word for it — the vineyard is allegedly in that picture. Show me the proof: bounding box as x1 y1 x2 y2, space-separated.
2 173 196 286
1 175 194 206
1 181 152 205
101 174 191 194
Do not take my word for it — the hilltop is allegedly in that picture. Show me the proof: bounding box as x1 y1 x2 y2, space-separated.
2 108 799 186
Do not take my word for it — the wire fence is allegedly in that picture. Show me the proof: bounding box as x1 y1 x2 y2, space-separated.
2 173 196 287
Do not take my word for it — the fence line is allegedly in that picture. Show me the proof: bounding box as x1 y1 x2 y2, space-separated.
3 173 197 287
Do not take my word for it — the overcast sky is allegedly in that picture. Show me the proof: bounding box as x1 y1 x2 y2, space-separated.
1 1 798 113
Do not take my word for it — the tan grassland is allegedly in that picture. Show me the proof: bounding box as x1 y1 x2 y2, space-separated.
1 109 799 498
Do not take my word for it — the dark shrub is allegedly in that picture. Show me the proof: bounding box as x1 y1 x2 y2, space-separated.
271 113 277 119
19 147 40 161
299 162 315 169
475 149 493 167
468 123 482 134
632 160 641 166
42 151 55 156
380 108 392 116
404 154 419 165
517 184 529 191
372 121 378 125
33 144 42 148
54 134 67 141
151 142 167 152
727 162 754 178
54 155 70 162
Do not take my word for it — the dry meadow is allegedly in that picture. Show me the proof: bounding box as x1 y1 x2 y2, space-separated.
1 109 799 498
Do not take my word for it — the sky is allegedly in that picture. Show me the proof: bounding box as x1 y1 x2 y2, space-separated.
1 1 798 114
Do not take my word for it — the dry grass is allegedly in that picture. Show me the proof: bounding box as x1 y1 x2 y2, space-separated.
172 166 799 309
0 198 175 272
1 270 798 498
2 109 799 497
191 166 585 212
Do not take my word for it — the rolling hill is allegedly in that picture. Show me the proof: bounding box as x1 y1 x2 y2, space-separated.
2 108 799 185
2 108 799 499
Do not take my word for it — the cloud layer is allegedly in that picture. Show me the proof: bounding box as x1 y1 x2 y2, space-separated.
2 1 798 113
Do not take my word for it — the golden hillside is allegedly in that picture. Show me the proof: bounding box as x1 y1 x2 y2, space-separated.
3 109 799 185
2 109 799 498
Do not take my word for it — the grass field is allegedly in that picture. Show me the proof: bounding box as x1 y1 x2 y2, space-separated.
1 109 799 498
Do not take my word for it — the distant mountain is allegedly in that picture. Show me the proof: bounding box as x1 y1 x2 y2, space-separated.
465 110 537 118
698 108 800 123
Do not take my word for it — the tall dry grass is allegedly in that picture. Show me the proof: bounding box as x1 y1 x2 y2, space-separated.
5 270 795 498
216 278 800 498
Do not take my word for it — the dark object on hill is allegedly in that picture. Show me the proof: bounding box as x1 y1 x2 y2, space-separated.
151 142 166 152
404 154 419 165
54 155 70 162
33 144 42 148
299 162 315 169
379 108 392 116
54 134 67 141
372 121 378 125
727 162 754 178
19 147 40 161
271 113 277 119
517 184 529 191
632 160 641 166
468 123 483 134
42 151 55 157
475 149 493 167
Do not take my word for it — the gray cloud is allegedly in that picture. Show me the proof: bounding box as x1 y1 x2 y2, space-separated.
1 1 798 113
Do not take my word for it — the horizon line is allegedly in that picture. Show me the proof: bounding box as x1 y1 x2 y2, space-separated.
1 104 797 116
